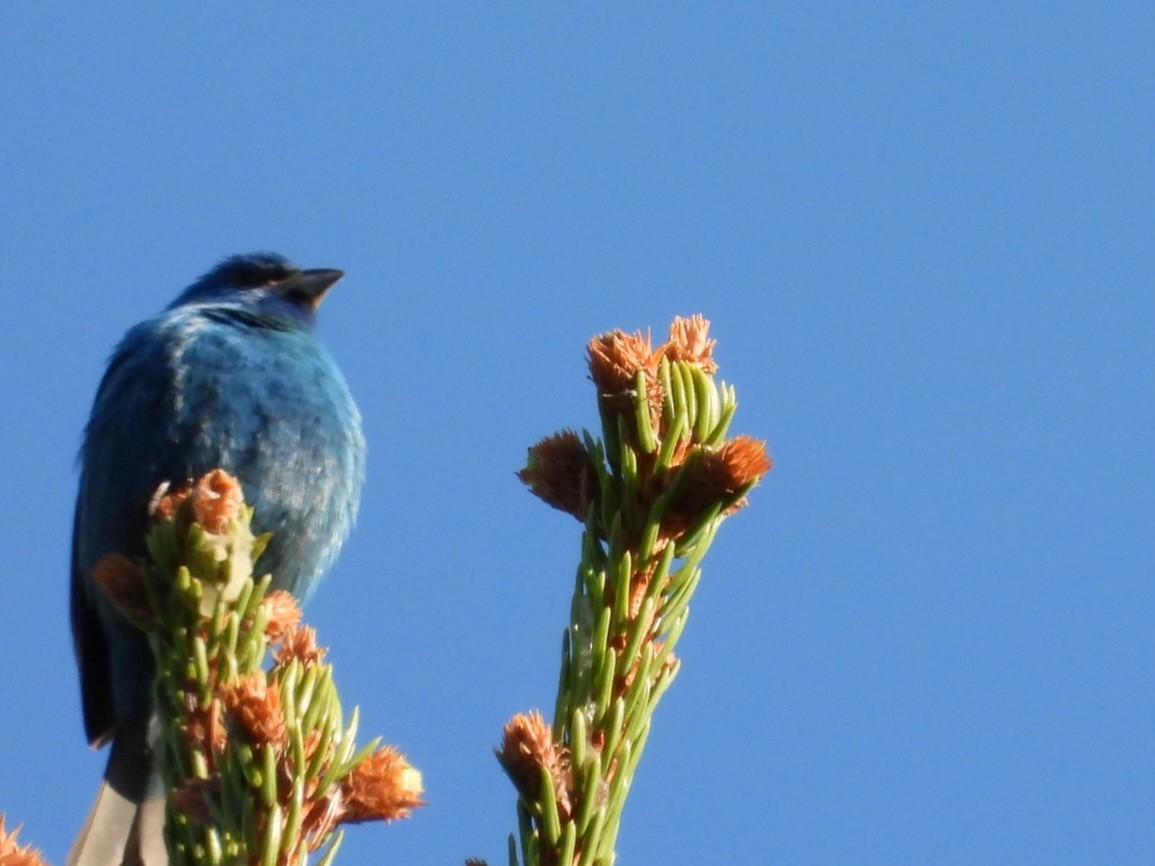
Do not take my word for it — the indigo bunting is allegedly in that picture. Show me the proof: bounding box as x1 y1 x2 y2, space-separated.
68 254 366 866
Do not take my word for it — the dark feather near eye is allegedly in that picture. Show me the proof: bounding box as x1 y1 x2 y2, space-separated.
216 254 298 288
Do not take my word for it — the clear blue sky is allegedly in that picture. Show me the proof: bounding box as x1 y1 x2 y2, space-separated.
1 4 1152 864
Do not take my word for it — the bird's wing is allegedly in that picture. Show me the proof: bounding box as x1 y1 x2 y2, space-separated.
71 328 178 744
71 500 115 745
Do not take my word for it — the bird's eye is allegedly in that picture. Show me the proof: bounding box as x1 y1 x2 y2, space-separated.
246 266 296 290
267 267 295 285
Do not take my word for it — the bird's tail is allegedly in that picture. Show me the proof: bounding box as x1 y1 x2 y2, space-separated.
68 715 168 866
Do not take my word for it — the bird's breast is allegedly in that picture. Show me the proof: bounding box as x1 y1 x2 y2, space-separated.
160 316 366 597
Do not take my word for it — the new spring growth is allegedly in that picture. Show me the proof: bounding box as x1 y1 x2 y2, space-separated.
0 816 49 866
521 315 770 533
506 315 770 866
93 469 423 866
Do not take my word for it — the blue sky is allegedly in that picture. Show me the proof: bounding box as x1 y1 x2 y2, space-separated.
1 4 1152 864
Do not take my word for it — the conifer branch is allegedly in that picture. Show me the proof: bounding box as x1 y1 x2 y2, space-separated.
495 316 771 866
98 470 423 865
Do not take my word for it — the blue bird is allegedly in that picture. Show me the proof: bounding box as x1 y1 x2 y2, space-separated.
69 254 366 866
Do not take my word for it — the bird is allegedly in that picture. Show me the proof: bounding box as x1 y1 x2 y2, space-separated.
68 253 366 866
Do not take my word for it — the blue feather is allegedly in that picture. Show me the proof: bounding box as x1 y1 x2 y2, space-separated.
71 252 365 742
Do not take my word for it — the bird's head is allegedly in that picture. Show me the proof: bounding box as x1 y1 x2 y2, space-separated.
170 253 344 329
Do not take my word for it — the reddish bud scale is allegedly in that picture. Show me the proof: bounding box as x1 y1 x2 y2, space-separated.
191 469 244 534
91 553 151 622
663 313 718 374
340 746 425 824
220 673 288 748
518 430 598 521
263 590 303 642
499 711 574 821
0 816 49 866
271 624 327 666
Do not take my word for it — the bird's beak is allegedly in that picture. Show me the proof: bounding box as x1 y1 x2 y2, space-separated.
278 268 345 309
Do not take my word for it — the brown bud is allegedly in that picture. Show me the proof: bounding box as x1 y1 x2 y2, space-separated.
662 314 718 374
91 554 150 621
340 746 425 824
149 481 190 522
169 777 219 825
271 624 327 667
668 435 772 523
191 469 244 534
498 711 573 820
263 590 303 643
220 673 287 748
0 816 49 866
587 329 655 397
181 697 227 756
518 430 599 520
